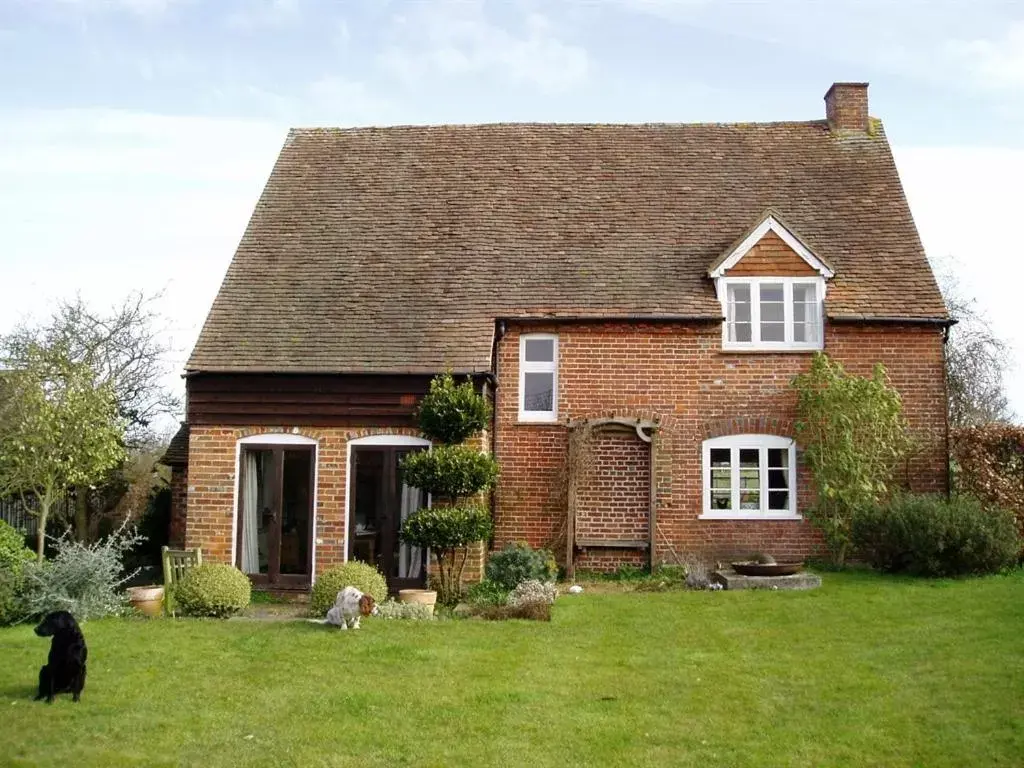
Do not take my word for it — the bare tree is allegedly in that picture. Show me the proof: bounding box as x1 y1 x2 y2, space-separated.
940 269 1013 428
2 292 181 445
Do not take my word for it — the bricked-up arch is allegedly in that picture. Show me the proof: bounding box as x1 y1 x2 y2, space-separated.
565 417 658 579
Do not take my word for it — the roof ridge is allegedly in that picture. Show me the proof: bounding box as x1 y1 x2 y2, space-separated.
286 119 836 133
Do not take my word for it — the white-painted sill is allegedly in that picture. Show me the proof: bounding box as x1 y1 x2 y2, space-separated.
517 415 560 425
699 513 802 521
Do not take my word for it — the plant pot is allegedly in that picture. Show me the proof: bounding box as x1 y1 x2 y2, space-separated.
398 589 437 615
730 562 804 577
128 585 165 617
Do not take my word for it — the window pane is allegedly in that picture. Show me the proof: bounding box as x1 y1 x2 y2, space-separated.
761 284 784 302
524 338 554 363
761 322 785 342
711 470 731 489
730 322 752 343
710 448 731 468
739 449 759 468
768 468 788 489
761 302 785 322
768 490 789 511
768 448 787 468
523 372 553 412
740 491 760 510
711 491 731 510
728 284 752 343
793 284 816 303
740 468 759 490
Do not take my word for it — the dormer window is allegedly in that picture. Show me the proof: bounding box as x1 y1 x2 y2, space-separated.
723 277 824 350
708 210 834 353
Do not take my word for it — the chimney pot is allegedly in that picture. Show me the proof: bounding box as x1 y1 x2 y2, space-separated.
825 82 869 132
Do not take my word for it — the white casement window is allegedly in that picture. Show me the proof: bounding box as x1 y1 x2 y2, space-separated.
721 277 824 351
519 333 558 422
700 434 799 519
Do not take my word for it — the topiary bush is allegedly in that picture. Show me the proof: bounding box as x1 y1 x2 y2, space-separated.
175 563 252 618
399 445 499 501
485 542 557 591
852 493 1021 577
310 561 388 617
401 504 493 607
416 373 492 445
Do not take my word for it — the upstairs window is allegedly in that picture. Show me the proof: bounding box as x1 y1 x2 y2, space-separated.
722 277 823 351
701 435 798 519
519 334 558 422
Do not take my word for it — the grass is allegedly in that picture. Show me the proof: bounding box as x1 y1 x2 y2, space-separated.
1 570 1022 767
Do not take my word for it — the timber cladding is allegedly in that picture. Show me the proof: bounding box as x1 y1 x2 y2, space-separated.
186 373 438 427
493 320 948 567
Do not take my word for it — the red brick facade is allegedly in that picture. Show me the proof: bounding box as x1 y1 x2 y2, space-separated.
182 425 484 584
168 466 187 548
493 320 947 569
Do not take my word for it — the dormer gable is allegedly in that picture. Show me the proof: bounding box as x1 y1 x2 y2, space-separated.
708 210 834 280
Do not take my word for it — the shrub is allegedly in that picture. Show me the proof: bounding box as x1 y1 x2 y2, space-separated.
951 424 1024 554
175 563 251 618
310 561 388 617
416 373 491 445
19 523 143 621
0 520 34 576
508 579 558 607
399 445 499 501
464 579 509 607
376 599 434 621
0 568 24 626
792 353 912 565
485 543 557 591
852 493 1021 577
401 504 493 607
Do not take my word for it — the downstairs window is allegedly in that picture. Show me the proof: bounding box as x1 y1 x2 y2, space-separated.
701 434 798 519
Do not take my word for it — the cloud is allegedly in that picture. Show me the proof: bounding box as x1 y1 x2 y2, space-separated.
225 0 301 31
379 0 589 93
948 22 1024 90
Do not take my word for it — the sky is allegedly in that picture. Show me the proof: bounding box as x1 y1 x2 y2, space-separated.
1 0 1023 434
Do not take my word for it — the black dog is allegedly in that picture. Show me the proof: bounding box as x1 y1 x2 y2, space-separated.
34 611 87 703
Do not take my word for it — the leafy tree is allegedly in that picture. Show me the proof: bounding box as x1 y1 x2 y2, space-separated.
0 347 126 560
792 353 911 565
400 505 492 606
416 373 491 444
1 292 179 539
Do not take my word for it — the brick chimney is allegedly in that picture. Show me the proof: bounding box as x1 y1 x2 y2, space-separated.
824 82 869 132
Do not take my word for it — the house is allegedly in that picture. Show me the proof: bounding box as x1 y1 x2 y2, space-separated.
163 82 950 592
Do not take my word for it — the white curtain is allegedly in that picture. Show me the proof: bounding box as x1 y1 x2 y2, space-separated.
398 484 423 579
241 452 260 574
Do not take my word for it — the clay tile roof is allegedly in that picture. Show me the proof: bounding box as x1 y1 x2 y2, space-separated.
160 423 189 467
707 207 835 277
187 120 948 374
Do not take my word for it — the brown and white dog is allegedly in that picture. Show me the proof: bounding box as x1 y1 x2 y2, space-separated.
325 586 378 630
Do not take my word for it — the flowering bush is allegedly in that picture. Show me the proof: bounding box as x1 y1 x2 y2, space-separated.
376 599 434 621
508 579 558 608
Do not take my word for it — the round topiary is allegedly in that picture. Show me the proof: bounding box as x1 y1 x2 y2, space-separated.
310 561 388 617
175 563 252 618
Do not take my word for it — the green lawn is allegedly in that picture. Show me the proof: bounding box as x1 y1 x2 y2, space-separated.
1 571 1022 768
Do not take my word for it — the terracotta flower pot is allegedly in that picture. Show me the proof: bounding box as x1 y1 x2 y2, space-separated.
128 585 165 617
398 589 437 615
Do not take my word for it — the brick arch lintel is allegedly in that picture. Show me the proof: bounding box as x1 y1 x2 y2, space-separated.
702 416 794 441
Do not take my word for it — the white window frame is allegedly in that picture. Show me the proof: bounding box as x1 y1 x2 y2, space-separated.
718 276 825 352
519 333 558 423
700 434 799 520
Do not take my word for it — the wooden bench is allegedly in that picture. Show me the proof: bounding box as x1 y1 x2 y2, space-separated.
161 546 202 617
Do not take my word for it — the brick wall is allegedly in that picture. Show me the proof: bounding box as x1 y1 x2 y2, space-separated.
168 466 187 548
494 320 947 570
825 83 869 132
183 425 485 585
728 231 819 277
